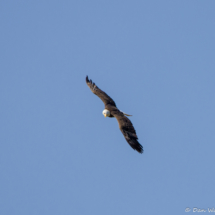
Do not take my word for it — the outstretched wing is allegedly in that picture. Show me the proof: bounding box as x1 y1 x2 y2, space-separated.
112 110 143 153
86 76 116 107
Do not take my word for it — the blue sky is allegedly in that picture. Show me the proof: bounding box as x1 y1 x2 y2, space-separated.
1 1 215 214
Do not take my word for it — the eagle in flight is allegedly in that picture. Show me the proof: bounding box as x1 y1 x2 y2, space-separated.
86 76 143 154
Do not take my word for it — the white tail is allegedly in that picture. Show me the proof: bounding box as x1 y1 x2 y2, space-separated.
120 110 132 117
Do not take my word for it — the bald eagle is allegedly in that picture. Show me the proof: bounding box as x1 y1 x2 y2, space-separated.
86 76 143 154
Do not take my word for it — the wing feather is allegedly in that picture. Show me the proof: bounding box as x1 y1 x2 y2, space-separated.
112 110 143 153
86 76 116 107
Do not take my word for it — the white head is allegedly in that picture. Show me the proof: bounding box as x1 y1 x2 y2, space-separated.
102 109 110 117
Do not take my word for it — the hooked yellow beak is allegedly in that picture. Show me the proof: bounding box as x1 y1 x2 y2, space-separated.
104 114 107 117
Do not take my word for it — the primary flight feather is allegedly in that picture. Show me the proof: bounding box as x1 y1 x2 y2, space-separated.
86 76 143 154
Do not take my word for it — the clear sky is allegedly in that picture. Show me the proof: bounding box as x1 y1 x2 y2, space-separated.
1 1 215 215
